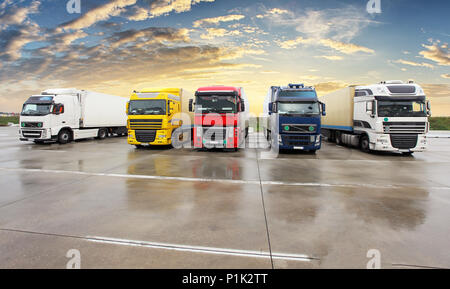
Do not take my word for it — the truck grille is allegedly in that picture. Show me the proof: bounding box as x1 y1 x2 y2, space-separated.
282 135 312 146
282 124 317 133
390 134 418 149
383 122 426 134
22 130 42 138
135 130 156 143
203 127 227 141
129 119 162 130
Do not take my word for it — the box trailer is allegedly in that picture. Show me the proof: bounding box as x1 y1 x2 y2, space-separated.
19 88 128 144
320 81 431 154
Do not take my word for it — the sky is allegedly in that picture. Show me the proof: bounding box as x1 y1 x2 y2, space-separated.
0 0 449 115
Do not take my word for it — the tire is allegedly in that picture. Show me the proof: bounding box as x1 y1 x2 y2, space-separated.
335 132 342 146
360 135 371 153
97 128 107 140
58 129 71 144
310 149 317 154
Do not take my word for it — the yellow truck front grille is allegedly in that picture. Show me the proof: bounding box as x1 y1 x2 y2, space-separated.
129 119 163 130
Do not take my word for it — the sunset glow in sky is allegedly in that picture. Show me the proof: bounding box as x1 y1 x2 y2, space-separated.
0 0 449 115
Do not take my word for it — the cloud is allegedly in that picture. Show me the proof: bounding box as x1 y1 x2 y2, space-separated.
267 6 378 42
0 0 41 29
419 41 450 66
0 23 42 61
319 39 374 54
60 0 137 30
148 0 215 18
441 74 450 79
394 59 434 69
200 28 240 40
314 81 348 95
106 27 190 48
256 7 290 18
315 55 344 61
277 36 374 54
193 14 245 28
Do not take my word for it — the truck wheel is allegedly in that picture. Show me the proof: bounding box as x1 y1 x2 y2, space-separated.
310 150 317 154
360 135 371 153
58 129 71 144
97 128 107 140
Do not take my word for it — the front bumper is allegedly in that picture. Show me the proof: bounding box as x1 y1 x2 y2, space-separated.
19 128 52 141
128 129 172 146
278 134 322 150
370 133 427 152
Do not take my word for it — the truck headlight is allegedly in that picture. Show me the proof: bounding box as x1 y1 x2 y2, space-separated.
316 135 321 144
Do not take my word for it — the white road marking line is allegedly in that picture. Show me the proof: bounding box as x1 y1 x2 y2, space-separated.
85 236 313 262
1 167 449 190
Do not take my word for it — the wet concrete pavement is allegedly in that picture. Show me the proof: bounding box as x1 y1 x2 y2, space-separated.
0 126 449 268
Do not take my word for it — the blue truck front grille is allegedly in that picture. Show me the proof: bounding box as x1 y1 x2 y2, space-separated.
282 135 313 146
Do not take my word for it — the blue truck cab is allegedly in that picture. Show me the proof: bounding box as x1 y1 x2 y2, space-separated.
264 84 326 152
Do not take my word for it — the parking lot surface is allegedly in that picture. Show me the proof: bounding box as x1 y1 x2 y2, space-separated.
0 126 449 268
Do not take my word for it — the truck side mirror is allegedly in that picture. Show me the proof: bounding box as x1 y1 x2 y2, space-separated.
241 102 245 112
126 102 129 115
321 102 326 116
189 99 193 112
426 100 432 116
53 104 64 115
268 103 273 114
272 102 277 113
168 101 174 115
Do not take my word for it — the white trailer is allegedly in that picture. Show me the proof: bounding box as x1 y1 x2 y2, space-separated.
19 88 127 144
320 81 431 155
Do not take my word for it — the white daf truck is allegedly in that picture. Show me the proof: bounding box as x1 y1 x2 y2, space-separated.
320 81 431 155
19 88 128 144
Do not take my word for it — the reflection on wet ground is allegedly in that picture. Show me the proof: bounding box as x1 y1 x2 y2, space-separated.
0 126 449 268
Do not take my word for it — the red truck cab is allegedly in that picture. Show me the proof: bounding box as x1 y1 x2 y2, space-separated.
189 86 248 150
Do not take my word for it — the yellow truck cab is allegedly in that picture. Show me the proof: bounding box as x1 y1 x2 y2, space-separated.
127 88 193 148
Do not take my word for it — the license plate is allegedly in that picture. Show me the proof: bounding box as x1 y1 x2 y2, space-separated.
209 141 219 145
293 146 304 150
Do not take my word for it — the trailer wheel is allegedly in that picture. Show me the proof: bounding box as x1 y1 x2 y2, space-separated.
335 132 342 146
97 128 107 140
58 129 71 144
360 135 371 153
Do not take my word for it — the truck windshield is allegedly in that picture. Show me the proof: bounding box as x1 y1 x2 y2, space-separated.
129 100 166 115
279 90 317 98
278 102 320 115
196 95 237 113
378 100 427 117
21 104 52 116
